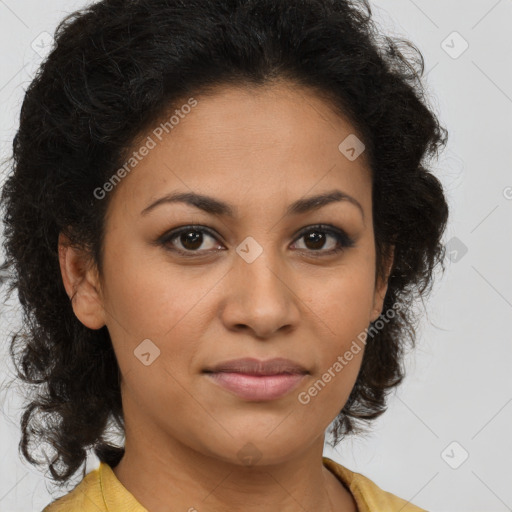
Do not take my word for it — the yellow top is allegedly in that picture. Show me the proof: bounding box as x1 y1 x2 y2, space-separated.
42 456 427 512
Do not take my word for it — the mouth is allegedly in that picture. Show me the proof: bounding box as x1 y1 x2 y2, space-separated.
202 357 309 401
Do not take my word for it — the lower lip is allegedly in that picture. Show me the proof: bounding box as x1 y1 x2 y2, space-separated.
206 372 306 401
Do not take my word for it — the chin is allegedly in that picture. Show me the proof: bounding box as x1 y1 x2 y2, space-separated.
199 431 311 468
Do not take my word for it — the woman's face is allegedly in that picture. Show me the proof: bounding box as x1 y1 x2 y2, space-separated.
65 82 392 465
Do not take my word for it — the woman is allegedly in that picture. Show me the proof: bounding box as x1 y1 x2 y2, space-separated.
0 0 449 510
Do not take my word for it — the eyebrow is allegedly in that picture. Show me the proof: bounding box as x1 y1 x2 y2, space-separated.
141 189 365 222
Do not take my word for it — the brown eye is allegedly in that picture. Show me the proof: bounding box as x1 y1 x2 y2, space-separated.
179 230 205 250
302 231 329 250
291 225 355 255
160 226 223 254
158 223 355 258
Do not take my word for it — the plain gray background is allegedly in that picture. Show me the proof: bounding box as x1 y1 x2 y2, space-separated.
0 1 511 511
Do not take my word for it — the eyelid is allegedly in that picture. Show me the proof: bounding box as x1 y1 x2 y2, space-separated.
158 225 223 253
157 223 355 255
290 224 356 253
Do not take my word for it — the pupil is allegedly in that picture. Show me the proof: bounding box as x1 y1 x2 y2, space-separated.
181 231 202 250
305 231 325 250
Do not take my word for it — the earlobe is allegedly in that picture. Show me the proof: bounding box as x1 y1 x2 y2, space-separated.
58 232 106 330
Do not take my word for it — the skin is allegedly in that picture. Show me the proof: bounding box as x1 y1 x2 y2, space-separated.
59 81 394 512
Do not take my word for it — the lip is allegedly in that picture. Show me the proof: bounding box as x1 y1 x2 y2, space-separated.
203 357 309 401
204 357 308 375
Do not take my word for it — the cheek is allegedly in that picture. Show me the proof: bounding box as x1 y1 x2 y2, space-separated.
306 264 375 342
119 361 208 451
98 252 197 392
297 355 362 432
300 262 374 401
101 232 220 339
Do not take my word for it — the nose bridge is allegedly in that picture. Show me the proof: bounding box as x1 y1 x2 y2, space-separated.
235 235 285 296
221 235 300 336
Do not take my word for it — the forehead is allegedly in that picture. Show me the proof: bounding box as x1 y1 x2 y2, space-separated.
108 82 372 219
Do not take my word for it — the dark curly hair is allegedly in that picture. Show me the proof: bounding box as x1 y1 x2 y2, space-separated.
0 0 449 489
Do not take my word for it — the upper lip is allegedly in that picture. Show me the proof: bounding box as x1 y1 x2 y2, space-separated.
203 357 309 376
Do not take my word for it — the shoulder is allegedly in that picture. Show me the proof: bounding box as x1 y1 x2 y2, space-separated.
42 465 106 512
322 457 428 512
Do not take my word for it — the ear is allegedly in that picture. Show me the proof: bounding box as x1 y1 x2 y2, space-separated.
58 231 106 330
370 244 395 323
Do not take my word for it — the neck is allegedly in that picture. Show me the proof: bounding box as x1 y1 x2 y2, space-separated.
112 428 355 512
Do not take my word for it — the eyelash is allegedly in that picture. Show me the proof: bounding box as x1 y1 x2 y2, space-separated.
157 224 356 258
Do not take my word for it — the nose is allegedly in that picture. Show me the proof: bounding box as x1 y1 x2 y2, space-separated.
219 247 301 339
